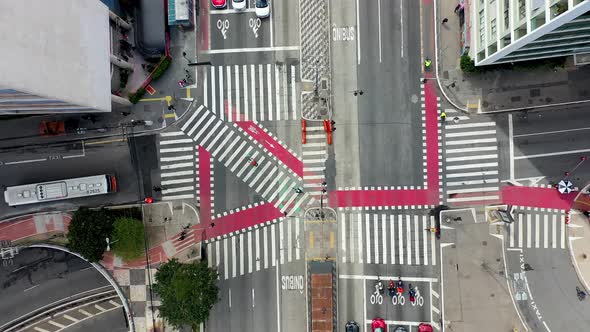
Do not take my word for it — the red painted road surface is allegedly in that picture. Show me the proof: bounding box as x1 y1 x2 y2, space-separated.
236 121 304 177
501 186 575 210
200 203 284 241
329 76 440 208
199 146 213 223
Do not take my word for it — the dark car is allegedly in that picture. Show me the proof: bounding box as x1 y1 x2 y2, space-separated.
345 321 360 332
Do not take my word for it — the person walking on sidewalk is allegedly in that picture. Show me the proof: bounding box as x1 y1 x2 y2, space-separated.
454 4 461 13
442 18 449 24
248 157 258 167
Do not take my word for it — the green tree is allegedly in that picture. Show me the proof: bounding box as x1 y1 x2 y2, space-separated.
154 259 219 330
460 54 477 73
111 217 145 261
67 208 113 262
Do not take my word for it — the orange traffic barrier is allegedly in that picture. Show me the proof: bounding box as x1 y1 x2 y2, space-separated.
301 119 307 131
323 120 329 132
302 130 307 144
327 132 332 145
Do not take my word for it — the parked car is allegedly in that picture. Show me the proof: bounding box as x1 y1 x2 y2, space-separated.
211 0 226 9
418 324 433 332
372 318 386 332
345 321 360 332
255 0 270 18
394 327 408 332
232 0 246 10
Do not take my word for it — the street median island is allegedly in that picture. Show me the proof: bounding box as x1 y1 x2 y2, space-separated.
309 261 335 332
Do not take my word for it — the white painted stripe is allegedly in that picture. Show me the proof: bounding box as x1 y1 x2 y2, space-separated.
160 147 193 153
445 170 499 178
543 214 549 248
261 171 283 198
446 195 500 203
514 126 590 138
445 138 498 145
216 241 221 272
279 221 285 264
509 221 515 247
365 214 371 264
161 155 193 162
160 131 186 137
224 238 229 279
160 138 193 145
430 216 436 266
414 215 420 265
78 309 93 317
211 66 216 115
243 65 249 121
271 223 277 267
232 236 237 278
518 213 524 248
282 192 299 212
304 166 325 172
514 148 590 160
535 214 540 249
208 243 213 268
446 178 499 186
250 64 256 122
200 120 223 147
373 214 379 264
422 216 428 265
212 131 234 157
194 116 216 142
224 141 247 167
95 304 107 312
382 215 387 264
256 166 277 193
446 187 499 194
202 46 301 53
445 122 496 129
161 170 193 177
267 64 273 121
552 214 557 249
390 215 395 264
445 130 496 138
181 105 203 131
161 162 194 170
287 218 293 262
187 108 210 137
249 160 271 187
240 233 245 275
259 64 264 121
295 217 301 260
275 64 281 121
446 154 498 162
48 320 67 328
264 226 269 269
398 215 403 265
204 125 228 151
305 142 326 148
291 65 297 120
162 186 194 194
235 65 240 121
446 146 498 154
341 213 347 263
527 214 532 248
255 227 261 271
232 146 254 173
219 66 224 121
302 150 326 156
446 162 499 170
561 214 566 249
227 66 232 122
304 158 326 164
204 67 208 107
357 213 363 263
248 231 253 273
406 215 411 265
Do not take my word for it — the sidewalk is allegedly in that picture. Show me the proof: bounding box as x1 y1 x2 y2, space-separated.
436 0 590 113
568 211 590 293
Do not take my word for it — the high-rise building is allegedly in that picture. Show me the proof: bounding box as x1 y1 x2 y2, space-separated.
471 0 590 66
0 0 112 114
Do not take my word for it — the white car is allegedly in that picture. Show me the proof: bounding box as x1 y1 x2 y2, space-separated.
232 0 246 10
255 0 270 18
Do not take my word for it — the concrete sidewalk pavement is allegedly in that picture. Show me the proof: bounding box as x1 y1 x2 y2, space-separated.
568 211 590 293
435 0 590 114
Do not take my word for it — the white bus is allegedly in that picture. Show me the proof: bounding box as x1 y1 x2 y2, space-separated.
3 175 117 206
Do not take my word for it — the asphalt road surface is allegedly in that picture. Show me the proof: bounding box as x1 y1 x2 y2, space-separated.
0 247 126 331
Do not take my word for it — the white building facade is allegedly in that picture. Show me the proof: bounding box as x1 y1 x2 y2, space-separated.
471 0 590 66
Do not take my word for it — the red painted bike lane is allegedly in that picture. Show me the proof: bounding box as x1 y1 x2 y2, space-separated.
501 186 576 210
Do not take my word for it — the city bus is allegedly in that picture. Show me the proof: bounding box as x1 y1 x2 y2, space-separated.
3 175 117 206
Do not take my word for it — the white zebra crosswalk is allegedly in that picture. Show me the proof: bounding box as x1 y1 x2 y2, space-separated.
158 131 196 200
201 64 299 122
206 217 302 279
302 124 327 203
179 104 313 215
443 109 501 206
508 211 567 249
339 212 438 266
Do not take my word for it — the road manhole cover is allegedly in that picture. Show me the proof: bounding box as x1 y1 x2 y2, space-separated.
411 94 418 103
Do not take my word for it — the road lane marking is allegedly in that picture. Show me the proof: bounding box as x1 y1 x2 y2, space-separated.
398 215 404 264
552 215 557 249
446 162 499 170
279 221 285 264
430 216 436 265
232 236 237 278
240 233 245 275
356 0 361 64
400 0 404 57
414 215 420 265
378 0 382 62
291 66 297 120
251 64 256 122
561 214 566 249
256 228 261 271
287 218 293 262
514 147 590 160
259 64 265 121
514 126 590 138
275 64 281 120
271 223 276 266
446 170 498 178
390 215 396 264
341 213 347 263
357 213 363 263
509 114 515 179
518 213 524 248
509 221 515 247
527 214 532 248
373 214 379 264
406 215 411 265
382 215 387 264
224 238 229 279
264 226 269 269
535 214 540 249
227 66 232 122
235 65 240 121
422 216 428 265
365 214 371 264
445 138 497 145
219 66 224 120
295 218 301 260
339 274 438 282
248 231 253 273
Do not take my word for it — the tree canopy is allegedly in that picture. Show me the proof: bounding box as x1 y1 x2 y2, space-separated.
153 259 219 330
111 217 145 261
66 208 113 262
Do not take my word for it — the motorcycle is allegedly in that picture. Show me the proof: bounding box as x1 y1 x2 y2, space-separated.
396 277 404 295
375 278 384 295
408 284 416 303
577 286 587 301
388 280 396 297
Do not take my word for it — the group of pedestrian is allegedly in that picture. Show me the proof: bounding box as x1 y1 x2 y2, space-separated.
441 2 463 25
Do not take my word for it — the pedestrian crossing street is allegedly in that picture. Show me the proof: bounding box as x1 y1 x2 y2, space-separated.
508 211 567 249
339 212 439 266
179 104 314 215
201 64 299 122
443 109 501 206
206 217 303 280
158 132 196 200
302 124 327 203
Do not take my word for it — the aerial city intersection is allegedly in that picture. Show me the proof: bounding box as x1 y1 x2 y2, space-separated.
2 0 590 331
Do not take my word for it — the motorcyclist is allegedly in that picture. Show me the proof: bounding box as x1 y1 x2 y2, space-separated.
388 280 396 297
375 277 384 294
408 283 416 302
396 277 404 295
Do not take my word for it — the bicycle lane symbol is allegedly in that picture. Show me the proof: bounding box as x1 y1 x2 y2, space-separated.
249 17 261 38
217 19 230 39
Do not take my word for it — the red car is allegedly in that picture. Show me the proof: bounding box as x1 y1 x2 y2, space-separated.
372 318 386 332
211 0 226 8
418 324 433 332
